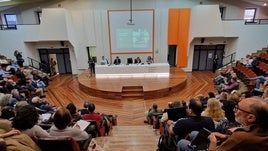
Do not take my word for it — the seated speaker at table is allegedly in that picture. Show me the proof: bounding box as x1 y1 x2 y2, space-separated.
113 56 121 65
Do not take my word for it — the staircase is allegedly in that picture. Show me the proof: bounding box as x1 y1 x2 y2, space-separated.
95 125 159 151
121 86 144 99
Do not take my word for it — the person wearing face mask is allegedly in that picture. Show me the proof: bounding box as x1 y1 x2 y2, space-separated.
207 97 268 151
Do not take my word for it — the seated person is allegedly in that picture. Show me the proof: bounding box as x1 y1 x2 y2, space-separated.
12 105 50 138
178 97 268 151
49 107 89 141
100 56 109 65
146 56 153 64
82 103 102 127
144 103 163 124
78 101 90 115
166 98 215 141
113 56 121 65
0 129 40 151
160 101 182 124
66 103 82 125
134 57 141 64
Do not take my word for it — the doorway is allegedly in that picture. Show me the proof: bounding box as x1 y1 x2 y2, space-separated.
168 45 177 66
38 48 72 74
192 45 225 71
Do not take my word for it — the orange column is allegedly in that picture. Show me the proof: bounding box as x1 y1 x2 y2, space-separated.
168 9 179 45
168 8 191 67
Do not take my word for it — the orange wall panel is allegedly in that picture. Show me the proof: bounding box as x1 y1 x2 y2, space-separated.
168 9 179 45
177 8 190 67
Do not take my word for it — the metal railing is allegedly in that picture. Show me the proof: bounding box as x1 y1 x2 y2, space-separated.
27 57 51 75
222 52 236 67
245 19 268 25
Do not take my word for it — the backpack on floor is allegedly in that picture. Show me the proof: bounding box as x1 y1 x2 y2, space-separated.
157 135 177 151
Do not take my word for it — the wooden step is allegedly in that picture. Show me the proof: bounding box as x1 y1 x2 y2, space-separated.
122 86 144 99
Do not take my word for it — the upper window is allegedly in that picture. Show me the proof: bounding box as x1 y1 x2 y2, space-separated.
244 8 256 22
4 14 17 28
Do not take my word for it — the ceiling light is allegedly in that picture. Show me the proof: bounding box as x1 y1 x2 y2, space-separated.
264 2 267 6
0 0 11 2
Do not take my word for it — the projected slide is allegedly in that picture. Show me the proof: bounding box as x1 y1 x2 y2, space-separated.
108 10 154 53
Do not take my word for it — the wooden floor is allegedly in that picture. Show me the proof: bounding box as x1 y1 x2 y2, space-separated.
45 68 216 151
46 68 216 126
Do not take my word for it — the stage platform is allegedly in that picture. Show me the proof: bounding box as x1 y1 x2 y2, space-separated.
78 67 187 100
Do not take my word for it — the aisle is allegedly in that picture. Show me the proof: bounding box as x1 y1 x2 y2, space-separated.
95 125 160 151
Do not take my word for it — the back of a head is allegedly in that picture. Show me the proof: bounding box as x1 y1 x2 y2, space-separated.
88 103 95 113
188 98 203 116
12 105 38 130
83 101 90 108
53 107 72 130
66 103 76 115
152 103 158 110
208 92 215 98
222 100 236 122
207 98 221 110
247 98 268 129
1 106 15 119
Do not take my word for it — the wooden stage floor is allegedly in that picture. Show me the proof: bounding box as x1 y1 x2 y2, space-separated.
77 68 188 100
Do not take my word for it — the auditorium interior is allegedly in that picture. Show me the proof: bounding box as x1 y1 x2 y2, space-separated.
0 0 268 150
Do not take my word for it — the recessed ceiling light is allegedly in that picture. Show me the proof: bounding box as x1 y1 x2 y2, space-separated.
264 2 267 6
0 0 11 2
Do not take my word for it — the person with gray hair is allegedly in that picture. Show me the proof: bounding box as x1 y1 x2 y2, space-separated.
208 97 268 151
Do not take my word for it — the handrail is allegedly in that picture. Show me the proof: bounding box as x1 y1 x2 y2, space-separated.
245 19 268 25
222 52 236 67
27 57 51 75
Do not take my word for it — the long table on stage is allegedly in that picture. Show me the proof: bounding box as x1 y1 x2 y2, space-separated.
78 64 187 100
95 63 170 78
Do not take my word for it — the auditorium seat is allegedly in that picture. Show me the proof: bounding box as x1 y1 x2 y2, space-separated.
35 136 81 151
167 107 187 121
127 58 133 64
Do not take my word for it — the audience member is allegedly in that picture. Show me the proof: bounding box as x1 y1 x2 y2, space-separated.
215 100 240 134
14 50 24 67
49 107 89 141
160 101 182 123
166 98 215 141
78 101 90 115
208 97 268 151
66 103 82 125
83 103 103 127
144 103 163 124
12 105 50 138
201 98 225 124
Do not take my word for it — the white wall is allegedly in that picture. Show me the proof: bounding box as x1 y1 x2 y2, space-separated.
0 0 268 74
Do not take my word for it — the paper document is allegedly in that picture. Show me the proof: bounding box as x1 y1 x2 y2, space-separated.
73 120 90 131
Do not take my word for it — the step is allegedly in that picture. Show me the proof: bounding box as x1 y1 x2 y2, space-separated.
122 86 143 91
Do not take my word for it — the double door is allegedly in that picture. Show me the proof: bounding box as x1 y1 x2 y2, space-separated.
39 48 72 74
192 45 225 71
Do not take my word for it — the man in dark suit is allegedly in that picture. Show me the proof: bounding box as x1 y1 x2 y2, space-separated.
113 56 121 65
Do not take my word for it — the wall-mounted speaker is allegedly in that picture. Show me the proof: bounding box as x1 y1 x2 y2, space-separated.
201 38 205 43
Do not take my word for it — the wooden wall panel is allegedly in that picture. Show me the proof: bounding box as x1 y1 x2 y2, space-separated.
168 8 191 67
168 9 179 45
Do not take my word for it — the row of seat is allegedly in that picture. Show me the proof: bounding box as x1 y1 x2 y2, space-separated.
233 62 257 92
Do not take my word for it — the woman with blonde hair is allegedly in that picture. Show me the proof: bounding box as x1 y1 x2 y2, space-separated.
201 98 225 124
